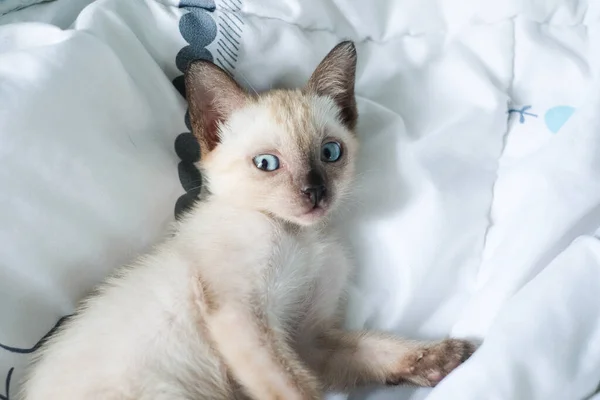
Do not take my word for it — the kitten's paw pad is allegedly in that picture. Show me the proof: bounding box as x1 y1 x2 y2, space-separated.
390 339 476 387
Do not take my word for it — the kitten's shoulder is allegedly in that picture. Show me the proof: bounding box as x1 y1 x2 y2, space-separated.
180 201 274 234
175 201 277 261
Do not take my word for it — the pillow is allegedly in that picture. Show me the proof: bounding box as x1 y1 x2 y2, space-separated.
0 0 229 394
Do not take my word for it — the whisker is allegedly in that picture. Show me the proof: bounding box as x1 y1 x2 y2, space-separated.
184 184 203 193
237 70 259 96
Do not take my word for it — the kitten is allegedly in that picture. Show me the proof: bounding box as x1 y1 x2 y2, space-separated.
19 42 474 400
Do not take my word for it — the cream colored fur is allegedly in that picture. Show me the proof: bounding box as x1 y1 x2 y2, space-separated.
19 42 474 400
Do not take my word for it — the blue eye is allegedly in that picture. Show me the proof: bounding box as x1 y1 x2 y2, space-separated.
253 154 280 171
321 142 342 162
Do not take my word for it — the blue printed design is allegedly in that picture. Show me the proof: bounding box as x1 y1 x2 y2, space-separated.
175 7 217 71
0 316 70 400
172 0 217 219
508 105 537 123
545 105 575 133
0 368 13 400
508 104 576 134
180 0 216 9
172 0 244 219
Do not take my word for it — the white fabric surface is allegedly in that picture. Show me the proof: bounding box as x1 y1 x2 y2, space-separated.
1 0 600 399
0 0 51 17
0 0 96 29
0 1 189 395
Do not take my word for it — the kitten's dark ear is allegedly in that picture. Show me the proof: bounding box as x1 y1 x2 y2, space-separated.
185 61 248 158
306 41 358 130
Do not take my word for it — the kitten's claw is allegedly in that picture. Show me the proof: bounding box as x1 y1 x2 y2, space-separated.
388 339 476 387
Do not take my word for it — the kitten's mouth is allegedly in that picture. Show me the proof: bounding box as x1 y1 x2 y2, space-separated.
298 205 327 222
307 206 326 216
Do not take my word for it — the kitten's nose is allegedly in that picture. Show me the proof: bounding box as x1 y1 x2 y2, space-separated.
301 185 326 207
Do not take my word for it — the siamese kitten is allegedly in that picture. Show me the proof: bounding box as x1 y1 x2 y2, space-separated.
19 42 474 400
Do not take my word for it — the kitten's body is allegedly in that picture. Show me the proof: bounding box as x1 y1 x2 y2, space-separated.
20 42 474 400
23 203 347 399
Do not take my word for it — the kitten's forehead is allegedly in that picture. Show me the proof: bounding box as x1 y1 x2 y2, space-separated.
256 90 339 150
262 90 312 126
261 90 314 149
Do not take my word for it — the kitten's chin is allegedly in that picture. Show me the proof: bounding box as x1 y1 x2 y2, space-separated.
291 206 328 226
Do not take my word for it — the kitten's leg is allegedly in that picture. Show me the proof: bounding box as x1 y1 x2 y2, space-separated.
305 329 476 391
194 283 321 400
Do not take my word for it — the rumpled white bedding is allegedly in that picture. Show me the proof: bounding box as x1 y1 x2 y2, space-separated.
1 0 600 399
0 0 95 29
0 0 52 17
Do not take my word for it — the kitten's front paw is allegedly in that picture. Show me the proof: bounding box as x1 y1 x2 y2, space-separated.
387 339 476 387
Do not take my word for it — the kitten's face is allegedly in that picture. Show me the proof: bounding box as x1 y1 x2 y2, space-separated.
185 41 358 226
204 91 357 225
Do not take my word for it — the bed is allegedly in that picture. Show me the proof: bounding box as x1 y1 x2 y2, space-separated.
1 0 600 399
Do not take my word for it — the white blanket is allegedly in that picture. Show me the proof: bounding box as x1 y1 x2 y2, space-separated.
0 0 52 17
1 0 600 399
0 0 95 28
